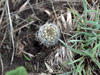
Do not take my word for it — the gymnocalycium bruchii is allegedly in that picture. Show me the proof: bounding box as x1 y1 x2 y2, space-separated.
37 23 61 47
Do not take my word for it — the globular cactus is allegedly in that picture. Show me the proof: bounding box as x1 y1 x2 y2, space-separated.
37 23 61 47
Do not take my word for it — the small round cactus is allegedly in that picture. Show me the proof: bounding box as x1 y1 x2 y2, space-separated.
37 23 61 47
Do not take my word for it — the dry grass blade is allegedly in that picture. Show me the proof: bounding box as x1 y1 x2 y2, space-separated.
44 9 51 16
18 0 30 14
0 7 5 25
50 0 58 20
0 29 7 47
18 42 35 58
92 0 98 6
67 10 72 29
61 14 67 29
16 0 51 12
0 0 5 7
45 46 73 74
0 0 6 25
45 62 53 72
13 20 35 33
88 7 95 21
6 0 15 65
53 0 81 2
0 53 4 75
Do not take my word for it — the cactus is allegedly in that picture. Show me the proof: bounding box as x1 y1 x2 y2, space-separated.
37 23 61 47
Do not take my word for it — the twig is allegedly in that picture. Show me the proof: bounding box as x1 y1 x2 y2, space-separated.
6 0 15 65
